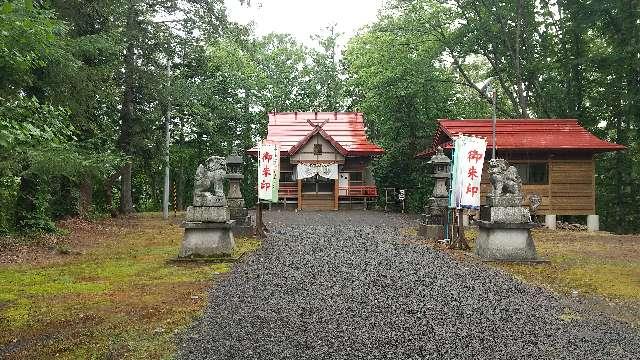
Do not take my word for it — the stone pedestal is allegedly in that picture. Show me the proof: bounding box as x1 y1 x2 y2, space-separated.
480 206 531 223
226 173 252 235
476 221 537 261
476 159 540 261
417 224 444 240
185 206 229 223
179 221 236 258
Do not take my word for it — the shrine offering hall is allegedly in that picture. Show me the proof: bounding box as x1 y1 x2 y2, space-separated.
417 118 625 229
250 112 384 210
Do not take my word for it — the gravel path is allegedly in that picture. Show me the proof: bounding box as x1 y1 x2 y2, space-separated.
178 211 640 359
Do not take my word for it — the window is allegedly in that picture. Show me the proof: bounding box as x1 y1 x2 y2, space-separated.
514 163 548 185
313 144 323 155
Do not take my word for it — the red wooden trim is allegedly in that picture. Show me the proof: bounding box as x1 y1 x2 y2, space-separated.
278 185 298 197
338 186 378 197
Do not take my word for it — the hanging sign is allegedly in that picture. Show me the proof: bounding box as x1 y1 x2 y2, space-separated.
450 135 487 209
258 141 280 202
296 163 338 180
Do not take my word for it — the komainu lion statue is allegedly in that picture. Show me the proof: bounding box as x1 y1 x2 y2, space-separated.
193 156 226 206
488 158 522 197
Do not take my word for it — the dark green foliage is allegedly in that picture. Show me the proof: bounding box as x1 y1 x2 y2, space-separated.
345 0 640 232
1 0 638 234
343 5 489 212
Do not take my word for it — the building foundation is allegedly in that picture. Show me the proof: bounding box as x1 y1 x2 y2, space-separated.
545 214 556 230
587 214 599 232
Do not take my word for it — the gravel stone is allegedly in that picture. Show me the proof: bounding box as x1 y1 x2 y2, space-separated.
177 211 640 359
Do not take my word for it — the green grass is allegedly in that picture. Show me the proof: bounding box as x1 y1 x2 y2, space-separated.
496 231 640 300
0 214 260 359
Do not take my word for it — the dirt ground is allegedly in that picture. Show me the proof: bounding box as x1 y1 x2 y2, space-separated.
0 213 259 359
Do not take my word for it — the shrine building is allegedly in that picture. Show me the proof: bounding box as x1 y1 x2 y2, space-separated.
416 119 625 229
250 112 384 210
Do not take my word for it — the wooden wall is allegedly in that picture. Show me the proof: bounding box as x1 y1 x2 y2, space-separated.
479 154 595 215
290 135 345 164
342 157 376 186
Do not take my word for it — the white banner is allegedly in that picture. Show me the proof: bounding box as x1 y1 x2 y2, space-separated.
258 141 280 202
451 136 487 209
296 163 338 180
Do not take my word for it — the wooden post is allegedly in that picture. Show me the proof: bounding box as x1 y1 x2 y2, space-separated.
255 201 264 238
297 179 302 210
456 208 470 250
457 209 463 248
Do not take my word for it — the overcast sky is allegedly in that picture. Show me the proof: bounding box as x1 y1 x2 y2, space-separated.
224 0 385 49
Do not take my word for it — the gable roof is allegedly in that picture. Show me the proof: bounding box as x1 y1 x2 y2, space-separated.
249 112 384 156
417 119 625 157
287 120 349 156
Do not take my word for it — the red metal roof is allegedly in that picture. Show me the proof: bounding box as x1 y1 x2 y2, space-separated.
416 119 625 157
249 112 384 156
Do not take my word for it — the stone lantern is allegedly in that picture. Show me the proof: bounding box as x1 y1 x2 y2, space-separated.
428 146 451 210
418 146 451 239
225 153 251 234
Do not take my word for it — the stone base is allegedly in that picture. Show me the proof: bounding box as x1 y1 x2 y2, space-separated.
179 221 235 258
475 221 538 261
417 224 444 240
480 206 531 223
229 206 249 224
186 206 230 223
486 194 523 207
193 194 227 207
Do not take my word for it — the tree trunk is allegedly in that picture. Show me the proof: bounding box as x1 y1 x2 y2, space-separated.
104 165 126 218
117 2 137 214
15 175 38 229
78 178 93 219
177 167 184 211
119 162 134 214
614 113 625 234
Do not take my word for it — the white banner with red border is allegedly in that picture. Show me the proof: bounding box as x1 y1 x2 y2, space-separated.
258 141 280 202
451 135 487 209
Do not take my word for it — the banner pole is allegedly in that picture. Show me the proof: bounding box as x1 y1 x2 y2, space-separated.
255 201 264 238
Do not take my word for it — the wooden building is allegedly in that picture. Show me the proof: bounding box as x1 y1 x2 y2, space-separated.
417 119 625 227
250 112 384 210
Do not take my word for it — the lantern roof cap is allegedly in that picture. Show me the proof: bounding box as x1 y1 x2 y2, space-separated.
226 154 243 165
427 146 451 164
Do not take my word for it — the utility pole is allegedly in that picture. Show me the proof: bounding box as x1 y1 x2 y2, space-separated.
480 77 497 160
163 59 171 220
492 89 497 160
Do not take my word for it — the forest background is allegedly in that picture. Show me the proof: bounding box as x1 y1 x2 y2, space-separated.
1 0 638 234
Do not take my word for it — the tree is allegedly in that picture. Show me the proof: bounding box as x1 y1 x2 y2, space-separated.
343 9 484 211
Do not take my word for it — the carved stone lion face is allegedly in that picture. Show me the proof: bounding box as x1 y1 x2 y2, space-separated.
488 159 507 174
205 156 226 172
